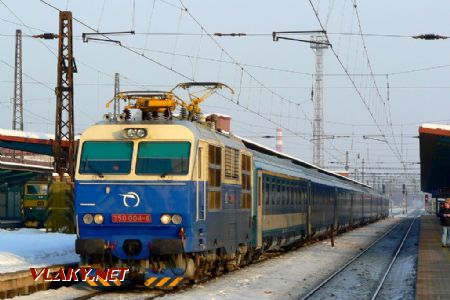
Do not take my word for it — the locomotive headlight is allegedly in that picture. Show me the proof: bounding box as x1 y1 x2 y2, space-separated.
160 214 172 225
136 128 147 138
94 214 104 224
171 214 182 225
123 128 147 139
83 214 93 224
124 128 136 138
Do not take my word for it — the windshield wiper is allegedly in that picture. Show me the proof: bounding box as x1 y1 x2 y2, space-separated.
85 160 104 178
160 160 186 178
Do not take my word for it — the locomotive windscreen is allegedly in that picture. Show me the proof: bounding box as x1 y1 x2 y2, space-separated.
79 141 133 175
136 141 190 175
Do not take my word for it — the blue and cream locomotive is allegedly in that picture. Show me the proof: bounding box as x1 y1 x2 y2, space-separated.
74 83 389 285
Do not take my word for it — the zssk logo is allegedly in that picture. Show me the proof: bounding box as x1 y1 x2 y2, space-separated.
121 192 140 207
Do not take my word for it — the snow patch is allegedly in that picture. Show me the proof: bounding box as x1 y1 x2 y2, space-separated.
0 228 78 274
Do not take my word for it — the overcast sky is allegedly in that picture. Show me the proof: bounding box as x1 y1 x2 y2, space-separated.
1 0 449 184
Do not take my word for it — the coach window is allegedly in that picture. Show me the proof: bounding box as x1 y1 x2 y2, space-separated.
292 183 296 205
277 179 281 205
292 184 295 205
264 177 270 205
208 145 222 210
241 154 251 209
272 178 277 205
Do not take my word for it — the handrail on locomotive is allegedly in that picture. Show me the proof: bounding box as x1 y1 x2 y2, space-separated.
105 82 234 121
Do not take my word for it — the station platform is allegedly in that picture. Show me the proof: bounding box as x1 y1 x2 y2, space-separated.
416 215 450 299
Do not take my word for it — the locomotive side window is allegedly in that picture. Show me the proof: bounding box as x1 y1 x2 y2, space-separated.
208 145 222 210
241 154 251 209
224 147 239 179
136 142 190 175
80 141 133 175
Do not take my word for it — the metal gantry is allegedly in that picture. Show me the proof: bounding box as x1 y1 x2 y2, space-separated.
311 35 329 168
54 11 75 178
12 29 23 132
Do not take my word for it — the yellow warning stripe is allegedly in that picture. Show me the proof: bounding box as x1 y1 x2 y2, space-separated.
144 277 158 287
168 277 184 287
156 277 171 287
111 279 121 286
86 279 97 287
144 276 184 288
98 278 110 286
85 278 122 287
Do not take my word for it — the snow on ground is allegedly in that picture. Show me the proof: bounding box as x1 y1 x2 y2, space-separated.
0 228 78 274
156 218 401 300
12 213 412 300
13 286 95 300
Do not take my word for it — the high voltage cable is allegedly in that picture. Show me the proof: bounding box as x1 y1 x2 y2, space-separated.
0 1 156 93
88 31 415 38
176 0 346 160
308 0 405 170
38 0 194 81
2 20 450 79
351 1 405 175
38 0 345 163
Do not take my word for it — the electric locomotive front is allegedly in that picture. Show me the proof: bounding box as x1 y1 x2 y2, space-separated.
74 121 202 281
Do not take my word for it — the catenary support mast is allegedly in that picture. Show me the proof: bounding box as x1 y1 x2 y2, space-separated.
13 29 23 132
311 35 328 168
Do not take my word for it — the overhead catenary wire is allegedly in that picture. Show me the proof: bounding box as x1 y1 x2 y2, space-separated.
308 0 406 170
37 0 345 163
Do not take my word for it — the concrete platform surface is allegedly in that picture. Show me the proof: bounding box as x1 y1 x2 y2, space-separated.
416 215 450 300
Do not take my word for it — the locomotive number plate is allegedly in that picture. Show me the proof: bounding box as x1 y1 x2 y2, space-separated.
111 214 151 223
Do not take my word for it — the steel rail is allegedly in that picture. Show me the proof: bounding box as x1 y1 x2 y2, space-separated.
371 216 417 300
299 217 409 300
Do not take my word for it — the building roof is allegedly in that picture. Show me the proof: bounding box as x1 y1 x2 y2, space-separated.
419 123 450 197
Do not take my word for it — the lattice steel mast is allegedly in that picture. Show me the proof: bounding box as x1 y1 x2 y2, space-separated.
311 35 328 168
12 29 23 131
114 73 120 118
54 11 75 178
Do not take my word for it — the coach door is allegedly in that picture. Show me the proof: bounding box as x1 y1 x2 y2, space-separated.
255 171 263 248
350 192 354 226
196 142 207 221
307 181 312 237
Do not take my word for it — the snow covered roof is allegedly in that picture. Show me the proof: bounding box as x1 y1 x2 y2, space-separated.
420 123 450 131
0 160 53 172
0 128 55 140
0 128 81 141
419 123 450 138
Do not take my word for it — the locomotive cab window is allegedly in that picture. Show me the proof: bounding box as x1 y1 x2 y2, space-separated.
136 141 190 175
79 141 133 175
25 184 48 195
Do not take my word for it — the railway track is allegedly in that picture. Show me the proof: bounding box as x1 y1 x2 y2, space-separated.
300 211 420 300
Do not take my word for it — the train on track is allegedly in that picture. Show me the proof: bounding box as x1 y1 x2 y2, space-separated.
22 181 49 227
74 82 390 285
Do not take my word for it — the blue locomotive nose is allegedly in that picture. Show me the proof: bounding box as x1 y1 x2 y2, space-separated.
123 239 142 256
